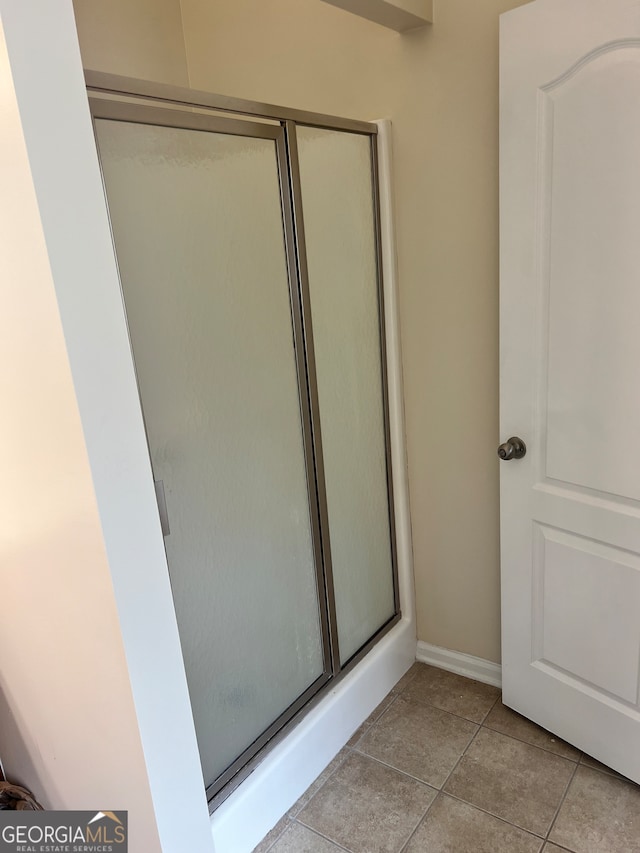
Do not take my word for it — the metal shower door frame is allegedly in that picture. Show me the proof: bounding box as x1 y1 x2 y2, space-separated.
87 76 401 807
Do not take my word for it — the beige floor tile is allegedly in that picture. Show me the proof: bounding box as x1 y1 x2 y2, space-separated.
356 695 477 788
543 845 571 852
346 695 398 748
346 723 368 749
549 765 640 853
443 728 575 836
403 665 500 723
287 748 351 818
346 692 398 746
580 753 627 781
297 751 436 853
270 823 345 853
404 794 543 853
391 661 423 694
251 816 290 853
364 692 397 725
484 701 581 761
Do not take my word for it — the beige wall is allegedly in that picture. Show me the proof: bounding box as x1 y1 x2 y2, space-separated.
0 19 160 850
72 0 189 85
71 0 531 664
179 0 530 663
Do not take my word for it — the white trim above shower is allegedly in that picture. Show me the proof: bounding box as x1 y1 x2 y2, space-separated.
320 0 432 32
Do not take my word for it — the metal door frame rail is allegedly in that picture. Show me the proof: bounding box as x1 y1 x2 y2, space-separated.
85 70 377 136
370 135 402 621
86 74 401 810
282 122 402 670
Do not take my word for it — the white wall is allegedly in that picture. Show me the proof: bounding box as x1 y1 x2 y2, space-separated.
73 0 190 85
0 3 213 851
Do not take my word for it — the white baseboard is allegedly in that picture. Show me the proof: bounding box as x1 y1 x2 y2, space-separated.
416 641 502 689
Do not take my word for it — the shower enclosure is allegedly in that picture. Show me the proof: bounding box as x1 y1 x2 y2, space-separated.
88 75 399 805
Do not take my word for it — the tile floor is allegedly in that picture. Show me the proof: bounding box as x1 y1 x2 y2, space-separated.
252 662 640 853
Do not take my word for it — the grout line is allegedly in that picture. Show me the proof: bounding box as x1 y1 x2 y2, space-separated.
437 725 577 842
398 791 442 853
440 790 547 841
368 691 401 725
396 790 439 853
345 727 368 750
438 717 483 793
480 696 583 764
267 668 586 852
274 668 586 853
479 723 581 764
425 721 566 841
544 758 580 844
285 679 410 825
267 665 624 853
389 667 479 853
290 673 434 853
349 747 449 790
351 693 400 741
578 753 634 783
479 691 502 724
390 662 422 694
348 684 404 748
391 692 500 728
287 745 354 819
291 820 353 853
396 725 486 853
253 816 291 853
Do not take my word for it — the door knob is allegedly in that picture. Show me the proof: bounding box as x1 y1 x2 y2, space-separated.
498 436 526 461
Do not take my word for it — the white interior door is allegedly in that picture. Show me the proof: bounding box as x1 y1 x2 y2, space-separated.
499 0 640 784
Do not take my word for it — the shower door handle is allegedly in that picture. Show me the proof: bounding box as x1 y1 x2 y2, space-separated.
154 479 171 537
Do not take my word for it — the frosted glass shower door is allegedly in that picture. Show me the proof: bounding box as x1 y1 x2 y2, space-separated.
295 126 397 665
93 105 329 795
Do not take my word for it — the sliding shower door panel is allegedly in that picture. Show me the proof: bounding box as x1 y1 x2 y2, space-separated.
295 126 398 666
93 109 329 794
